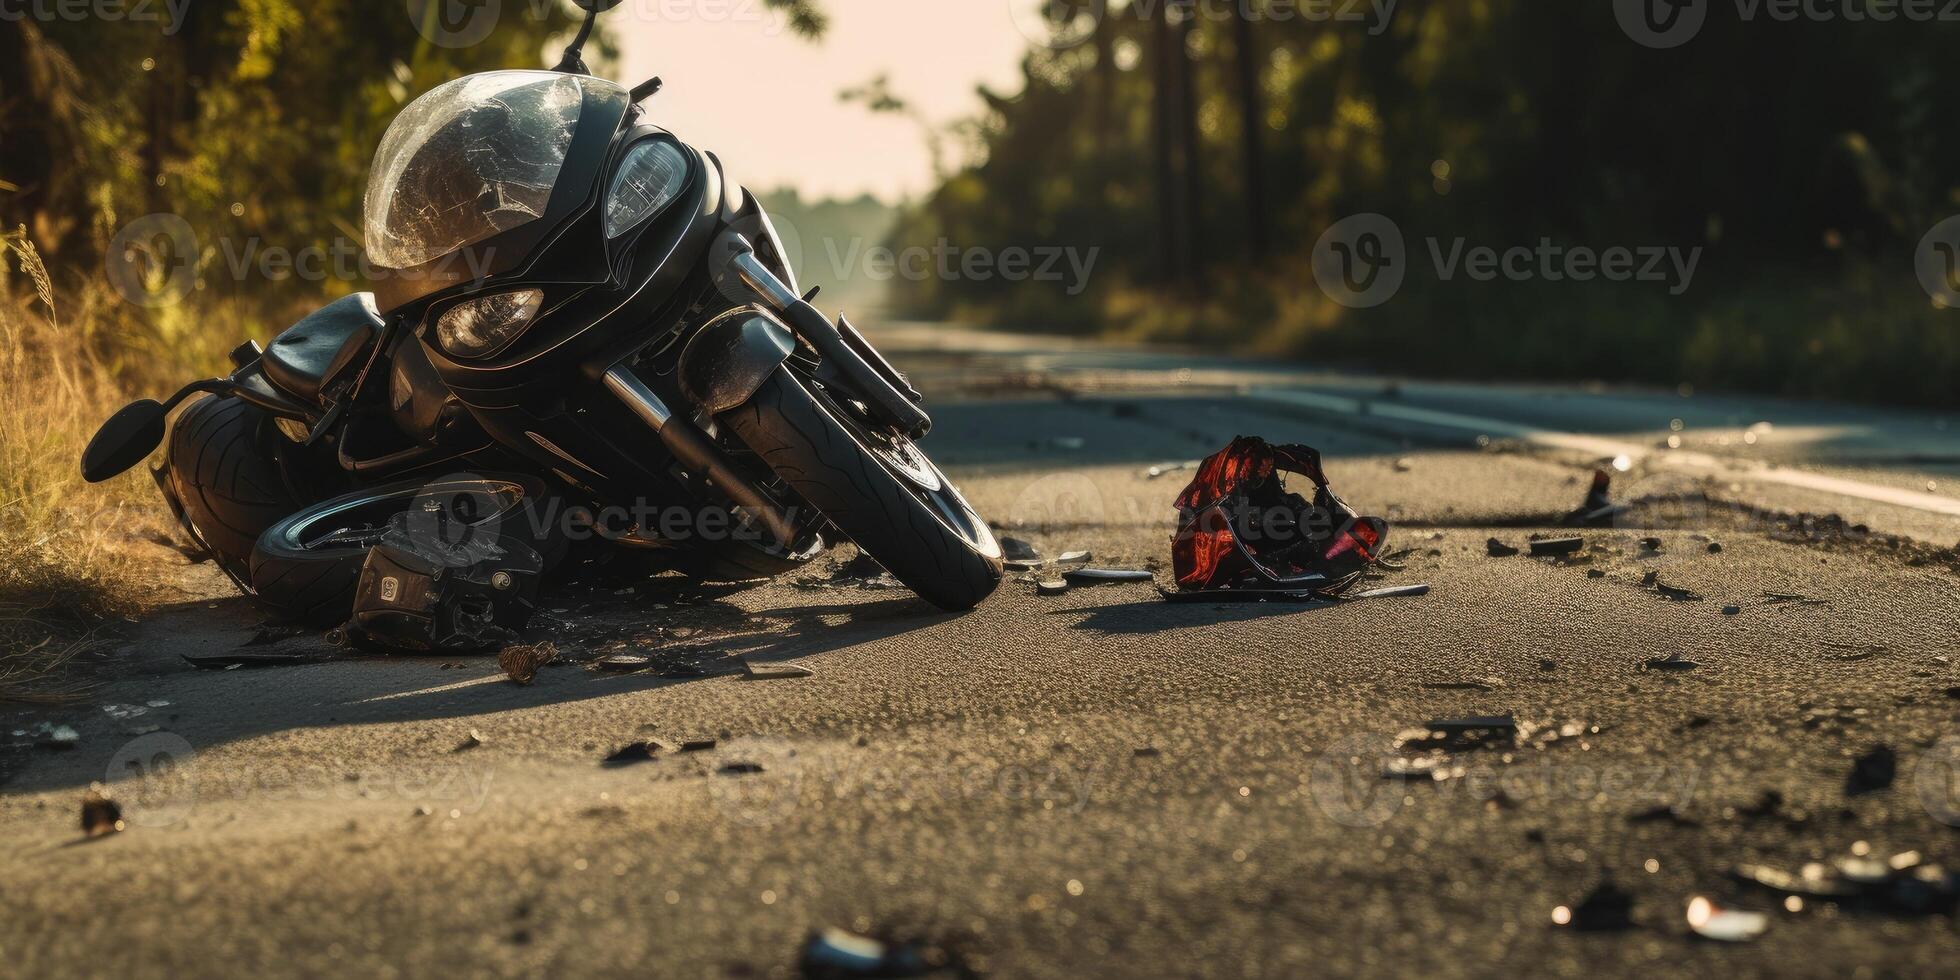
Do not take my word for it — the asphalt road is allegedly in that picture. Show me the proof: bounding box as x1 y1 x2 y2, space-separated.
3 323 1957 978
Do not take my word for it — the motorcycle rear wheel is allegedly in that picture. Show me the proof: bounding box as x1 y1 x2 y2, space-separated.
722 367 1002 611
162 395 330 584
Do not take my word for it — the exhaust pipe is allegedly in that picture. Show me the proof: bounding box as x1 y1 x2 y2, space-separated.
602 365 800 548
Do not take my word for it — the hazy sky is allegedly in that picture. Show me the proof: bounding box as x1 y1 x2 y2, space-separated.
612 0 1039 203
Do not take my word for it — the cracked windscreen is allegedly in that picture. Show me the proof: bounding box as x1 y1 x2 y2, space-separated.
363 71 621 270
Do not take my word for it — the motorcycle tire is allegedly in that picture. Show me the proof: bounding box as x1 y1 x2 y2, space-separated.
163 395 325 584
248 473 566 625
722 367 1002 611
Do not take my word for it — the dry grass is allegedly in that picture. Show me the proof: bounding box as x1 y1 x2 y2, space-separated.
0 229 214 703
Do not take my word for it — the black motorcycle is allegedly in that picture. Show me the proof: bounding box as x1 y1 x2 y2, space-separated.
81 0 1002 622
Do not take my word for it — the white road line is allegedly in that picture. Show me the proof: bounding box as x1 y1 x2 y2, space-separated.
1249 387 1960 519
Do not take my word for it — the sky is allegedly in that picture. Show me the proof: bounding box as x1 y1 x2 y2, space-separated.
611 0 1041 203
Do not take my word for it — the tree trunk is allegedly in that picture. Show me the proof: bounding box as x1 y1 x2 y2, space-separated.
1094 7 1117 162
1174 3 1203 290
1151 0 1182 281
1232 6 1270 256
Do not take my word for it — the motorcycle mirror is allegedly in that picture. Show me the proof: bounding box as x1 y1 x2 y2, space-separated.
81 399 167 483
553 1 616 73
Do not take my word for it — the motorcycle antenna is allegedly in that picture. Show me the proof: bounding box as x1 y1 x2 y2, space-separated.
553 1 620 75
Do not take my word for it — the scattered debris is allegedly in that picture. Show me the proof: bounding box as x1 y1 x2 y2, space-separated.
1344 583 1431 601
1064 567 1154 585
454 729 485 752
33 723 80 749
1821 642 1884 662
799 928 937 979
1706 541 1724 554
1145 460 1199 479
602 742 661 767
718 762 765 775
1638 536 1663 553
1685 895 1768 942
1763 591 1828 606
498 642 557 686
81 785 123 838
743 660 813 681
1133 746 1161 757
1552 881 1635 931
999 537 1041 562
1627 804 1701 827
1732 847 1957 915
1528 536 1584 557
1538 658 1557 671
1722 605 1741 616
1644 653 1700 671
1562 469 1625 527
1844 744 1896 796
1056 550 1092 564
595 654 652 672
677 737 717 752
183 650 334 669
1486 538 1520 558
1035 579 1070 596
1646 575 1702 601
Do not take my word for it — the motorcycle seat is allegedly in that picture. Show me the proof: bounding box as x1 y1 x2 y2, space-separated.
262 292 383 405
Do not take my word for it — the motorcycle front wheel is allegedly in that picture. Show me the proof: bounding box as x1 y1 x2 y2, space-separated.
722 367 1002 611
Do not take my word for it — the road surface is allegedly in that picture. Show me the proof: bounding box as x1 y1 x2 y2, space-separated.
3 323 1956 977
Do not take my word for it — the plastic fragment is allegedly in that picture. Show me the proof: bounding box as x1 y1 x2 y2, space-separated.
81 785 124 838
1686 896 1769 942
1528 536 1584 556
743 660 813 680
1552 881 1635 931
1486 538 1519 557
1064 567 1154 584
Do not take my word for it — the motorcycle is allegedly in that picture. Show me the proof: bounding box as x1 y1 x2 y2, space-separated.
80 0 1003 623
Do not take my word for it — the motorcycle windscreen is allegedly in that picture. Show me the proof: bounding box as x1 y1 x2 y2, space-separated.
363 71 622 272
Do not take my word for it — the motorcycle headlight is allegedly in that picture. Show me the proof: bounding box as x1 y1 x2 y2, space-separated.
435 289 543 358
604 140 689 239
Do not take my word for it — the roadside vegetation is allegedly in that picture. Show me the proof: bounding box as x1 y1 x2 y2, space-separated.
882 2 1960 407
